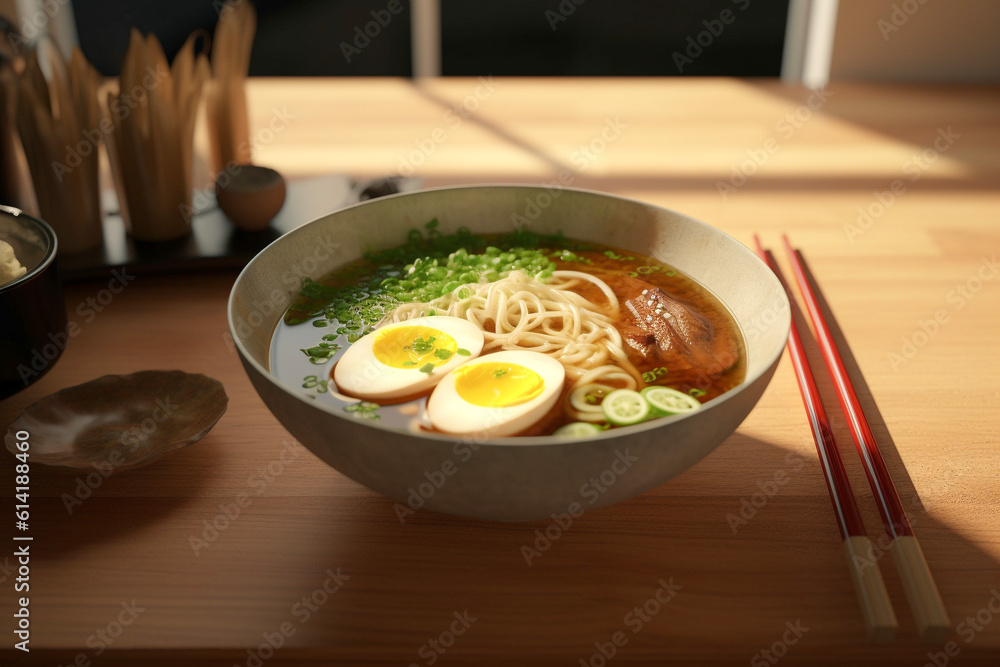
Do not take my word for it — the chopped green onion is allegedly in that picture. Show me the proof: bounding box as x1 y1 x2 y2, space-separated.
286 226 597 372
344 401 380 420
641 366 669 383
412 336 435 354
554 422 603 438
602 389 650 426
641 386 701 415
570 383 615 414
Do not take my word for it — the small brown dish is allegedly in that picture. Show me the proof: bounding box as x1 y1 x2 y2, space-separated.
4 370 228 473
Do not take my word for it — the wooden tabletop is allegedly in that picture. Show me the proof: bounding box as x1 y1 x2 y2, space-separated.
2 78 999 666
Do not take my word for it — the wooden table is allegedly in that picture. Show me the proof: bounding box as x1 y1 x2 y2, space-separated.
2 78 999 666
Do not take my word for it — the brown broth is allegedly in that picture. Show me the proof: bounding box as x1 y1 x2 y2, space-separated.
270 235 746 436
550 247 746 404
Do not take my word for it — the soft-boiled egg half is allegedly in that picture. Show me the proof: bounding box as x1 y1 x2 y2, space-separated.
427 350 566 437
333 316 484 401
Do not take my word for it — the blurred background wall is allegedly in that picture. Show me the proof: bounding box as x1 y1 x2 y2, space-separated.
831 0 1000 83
2 0 998 82
4 0 789 77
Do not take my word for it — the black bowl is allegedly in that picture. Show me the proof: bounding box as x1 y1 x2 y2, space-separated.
0 205 66 399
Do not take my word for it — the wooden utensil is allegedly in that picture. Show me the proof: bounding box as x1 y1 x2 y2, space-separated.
782 235 951 644
754 235 897 644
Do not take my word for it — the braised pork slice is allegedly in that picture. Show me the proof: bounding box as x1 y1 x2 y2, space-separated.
621 283 738 378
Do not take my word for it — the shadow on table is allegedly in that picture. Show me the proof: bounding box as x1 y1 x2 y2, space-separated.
411 79 999 197
749 80 1000 182
2 432 223 555
267 430 999 662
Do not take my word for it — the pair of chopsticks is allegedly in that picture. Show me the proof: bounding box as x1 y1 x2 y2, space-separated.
754 235 949 645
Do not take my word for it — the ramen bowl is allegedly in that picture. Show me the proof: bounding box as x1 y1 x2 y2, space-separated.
229 185 789 521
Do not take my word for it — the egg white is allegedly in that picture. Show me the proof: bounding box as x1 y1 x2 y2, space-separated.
427 350 566 437
333 316 484 401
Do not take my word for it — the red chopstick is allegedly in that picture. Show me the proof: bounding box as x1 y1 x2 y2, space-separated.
753 236 896 643
781 236 950 643
753 238 866 538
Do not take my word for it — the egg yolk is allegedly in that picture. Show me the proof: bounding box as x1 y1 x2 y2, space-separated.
453 362 544 407
371 325 458 369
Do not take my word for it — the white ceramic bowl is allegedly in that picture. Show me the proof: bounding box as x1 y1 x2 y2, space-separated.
229 185 789 521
